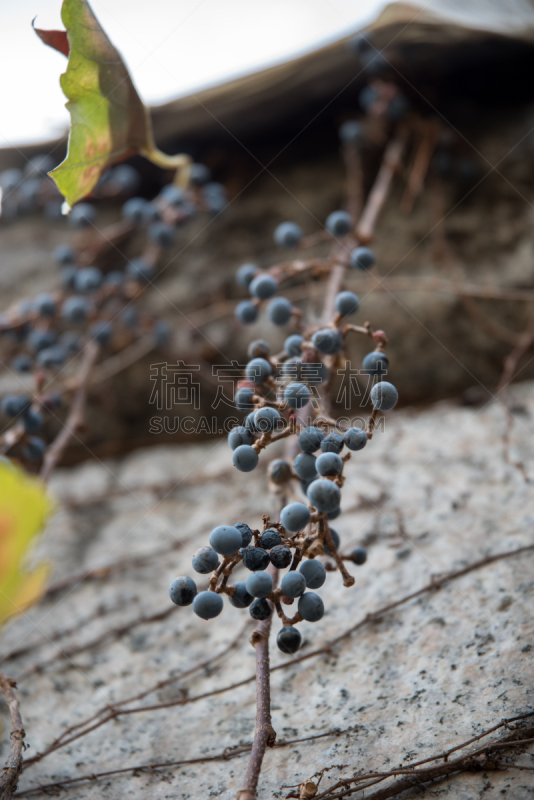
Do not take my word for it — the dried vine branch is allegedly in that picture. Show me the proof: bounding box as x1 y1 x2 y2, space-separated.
0 671 25 800
310 714 534 800
40 341 100 482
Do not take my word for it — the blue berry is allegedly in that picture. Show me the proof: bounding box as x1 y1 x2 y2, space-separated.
1 395 31 418
122 197 147 223
267 297 293 326
363 351 389 377
269 545 292 568
284 382 310 409
192 546 219 574
277 626 301 654
74 266 103 292
169 576 197 606
234 522 253 547
294 453 317 481
249 274 278 300
298 426 324 453
359 84 380 110
245 571 273 598
193 590 223 619
153 320 171 347
247 339 270 359
311 328 343 355
62 296 90 323
160 185 186 207
148 221 175 247
0 168 22 191
60 267 77 289
69 203 96 228
141 201 160 222
350 246 375 270
268 459 292 484
246 358 272 384
335 291 360 317
229 582 253 609
120 307 138 328
109 164 140 193
89 322 113 346
350 547 367 565
235 300 258 324
241 547 270 571
22 436 47 461
127 258 155 283
235 387 255 411
281 571 306 599
209 525 243 555
254 407 281 433
281 502 310 532
236 263 258 288
28 328 57 352
260 529 282 549
36 347 66 368
190 163 211 186
249 598 271 620
344 427 367 451
274 221 302 248
233 444 259 472
325 211 353 237
244 411 258 432
280 357 304 380
321 432 344 453
203 183 227 213
298 592 324 622
228 426 254 449
370 381 398 410
33 294 56 318
324 528 340 556
307 479 341 513
316 452 343 477
339 120 363 144
284 334 304 356
299 559 326 589
327 506 341 520
11 355 32 373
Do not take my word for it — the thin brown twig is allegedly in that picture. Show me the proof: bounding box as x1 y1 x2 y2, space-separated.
356 131 408 244
15 729 342 798
40 342 100 482
0 670 25 800
22 620 251 768
312 722 534 800
400 118 439 214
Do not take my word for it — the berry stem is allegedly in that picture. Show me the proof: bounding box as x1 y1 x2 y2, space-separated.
237 562 278 800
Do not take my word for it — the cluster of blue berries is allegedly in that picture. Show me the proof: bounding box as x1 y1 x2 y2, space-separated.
235 211 375 328
169 515 368 655
0 161 221 467
169 211 398 654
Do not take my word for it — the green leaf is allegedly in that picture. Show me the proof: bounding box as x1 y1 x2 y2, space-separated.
48 0 190 207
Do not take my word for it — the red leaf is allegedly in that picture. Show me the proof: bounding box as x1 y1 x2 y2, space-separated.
32 18 70 57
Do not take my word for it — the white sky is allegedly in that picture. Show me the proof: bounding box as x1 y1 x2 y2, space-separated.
1 0 384 147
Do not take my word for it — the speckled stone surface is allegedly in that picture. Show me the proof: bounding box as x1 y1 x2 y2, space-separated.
1 384 534 799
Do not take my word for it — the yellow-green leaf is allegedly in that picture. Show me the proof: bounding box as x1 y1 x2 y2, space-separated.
0 462 52 627
48 0 190 207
